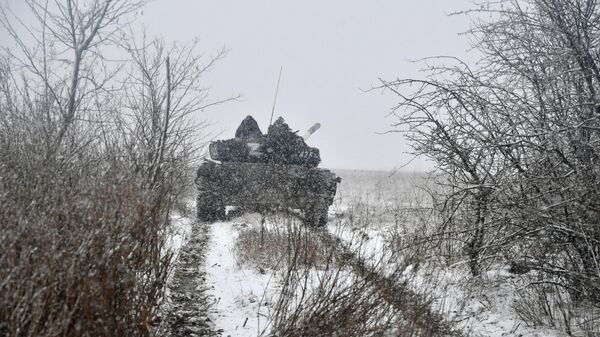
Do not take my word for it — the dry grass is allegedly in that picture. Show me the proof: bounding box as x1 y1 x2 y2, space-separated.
513 282 600 336
233 216 337 271
0 159 174 337
334 170 600 337
267 232 465 337
230 194 465 337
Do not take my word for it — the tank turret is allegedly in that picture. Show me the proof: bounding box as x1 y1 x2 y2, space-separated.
208 116 321 167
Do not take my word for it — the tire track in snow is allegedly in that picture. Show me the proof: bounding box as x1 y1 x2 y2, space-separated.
163 221 221 337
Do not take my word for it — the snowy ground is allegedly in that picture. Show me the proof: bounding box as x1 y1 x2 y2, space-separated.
162 170 574 337
414 265 565 337
326 219 565 337
164 215 568 337
204 221 277 337
330 170 569 337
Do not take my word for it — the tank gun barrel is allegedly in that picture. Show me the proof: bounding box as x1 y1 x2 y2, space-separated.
302 123 321 140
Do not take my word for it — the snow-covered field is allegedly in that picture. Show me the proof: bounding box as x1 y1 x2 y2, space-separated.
165 169 576 337
330 170 569 337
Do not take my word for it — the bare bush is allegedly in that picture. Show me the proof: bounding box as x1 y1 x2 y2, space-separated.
0 165 171 336
380 0 600 310
0 0 226 336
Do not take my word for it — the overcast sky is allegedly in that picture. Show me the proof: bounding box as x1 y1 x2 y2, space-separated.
2 0 475 171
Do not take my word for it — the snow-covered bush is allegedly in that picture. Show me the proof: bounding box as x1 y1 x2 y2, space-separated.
381 0 600 317
0 1 223 335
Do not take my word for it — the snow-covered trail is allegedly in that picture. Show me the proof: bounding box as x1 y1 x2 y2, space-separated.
204 222 276 337
163 218 277 337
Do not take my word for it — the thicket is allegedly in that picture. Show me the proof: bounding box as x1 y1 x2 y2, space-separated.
0 1 227 336
382 0 600 309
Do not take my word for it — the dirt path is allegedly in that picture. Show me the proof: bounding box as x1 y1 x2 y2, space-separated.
162 222 222 337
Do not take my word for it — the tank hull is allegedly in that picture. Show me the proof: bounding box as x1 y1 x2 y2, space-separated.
195 161 340 226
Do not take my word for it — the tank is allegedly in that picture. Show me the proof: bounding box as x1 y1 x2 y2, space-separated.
195 116 341 226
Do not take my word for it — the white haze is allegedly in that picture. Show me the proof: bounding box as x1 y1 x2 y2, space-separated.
1 0 474 171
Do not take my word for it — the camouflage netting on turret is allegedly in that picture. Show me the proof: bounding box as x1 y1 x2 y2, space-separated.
209 116 321 168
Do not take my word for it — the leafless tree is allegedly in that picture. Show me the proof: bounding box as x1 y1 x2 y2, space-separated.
115 34 236 192
0 0 148 162
381 0 600 303
0 1 229 336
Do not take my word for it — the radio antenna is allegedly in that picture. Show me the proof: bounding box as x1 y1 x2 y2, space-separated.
269 66 283 126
